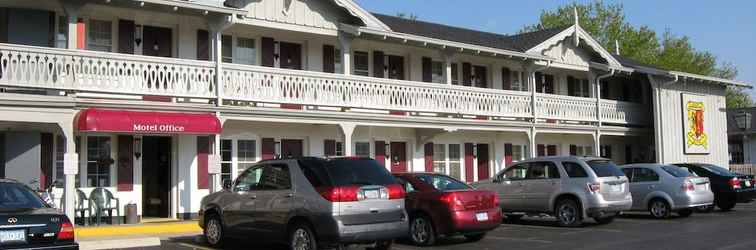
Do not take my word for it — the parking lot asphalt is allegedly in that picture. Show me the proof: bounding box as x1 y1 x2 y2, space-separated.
139 203 756 250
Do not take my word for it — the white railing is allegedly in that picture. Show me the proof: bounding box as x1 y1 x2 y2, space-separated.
0 43 651 125
536 94 597 122
0 43 217 98
223 63 533 118
600 99 649 125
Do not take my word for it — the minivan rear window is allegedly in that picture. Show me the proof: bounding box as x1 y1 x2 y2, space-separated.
661 165 693 177
586 160 625 177
298 158 398 187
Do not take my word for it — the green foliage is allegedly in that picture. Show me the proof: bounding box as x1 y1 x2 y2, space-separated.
523 1 751 106
396 12 418 21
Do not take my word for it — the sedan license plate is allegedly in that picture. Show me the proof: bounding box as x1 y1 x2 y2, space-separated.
364 189 380 199
476 212 489 221
610 184 622 192
0 230 26 244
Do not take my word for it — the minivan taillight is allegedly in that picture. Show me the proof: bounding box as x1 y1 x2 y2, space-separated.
730 177 742 189
587 182 601 193
57 217 75 241
316 186 360 202
441 193 465 211
386 184 405 199
682 180 695 192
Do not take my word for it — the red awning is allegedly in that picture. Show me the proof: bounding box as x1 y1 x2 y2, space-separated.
77 108 221 134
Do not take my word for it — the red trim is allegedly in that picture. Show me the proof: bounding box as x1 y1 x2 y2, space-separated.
464 143 474 182
504 143 513 165
389 111 406 116
76 18 85 50
537 144 545 157
40 133 53 190
262 138 275 160
475 116 488 120
374 141 386 167
76 108 221 135
424 143 433 172
197 137 209 190
280 104 304 110
477 144 489 180
142 96 173 102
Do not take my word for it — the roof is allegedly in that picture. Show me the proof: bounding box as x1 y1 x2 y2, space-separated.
372 13 568 52
727 108 756 134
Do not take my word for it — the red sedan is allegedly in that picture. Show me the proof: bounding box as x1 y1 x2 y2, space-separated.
393 173 501 246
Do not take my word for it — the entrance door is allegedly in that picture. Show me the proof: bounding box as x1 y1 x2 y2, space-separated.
390 142 407 173
142 26 172 57
476 144 490 180
142 136 172 218
279 42 302 70
280 139 303 158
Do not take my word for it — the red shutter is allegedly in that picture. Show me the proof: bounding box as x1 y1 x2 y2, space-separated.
324 139 336 157
374 141 386 167
373 51 385 78
40 133 53 190
261 37 275 67
462 63 472 86
464 143 474 182
569 145 577 156
424 143 433 172
76 18 86 49
504 143 513 165
547 145 557 156
501 67 511 90
262 138 275 160
197 136 210 190
323 45 335 73
476 144 490 180
117 136 134 191
422 57 432 82
537 144 545 157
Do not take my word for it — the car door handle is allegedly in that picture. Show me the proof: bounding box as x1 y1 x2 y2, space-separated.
285 193 294 198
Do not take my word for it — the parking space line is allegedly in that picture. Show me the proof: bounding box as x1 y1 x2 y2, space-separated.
176 242 216 250
485 236 553 244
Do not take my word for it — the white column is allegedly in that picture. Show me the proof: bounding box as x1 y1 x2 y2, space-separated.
528 69 537 121
528 128 537 158
338 31 353 76
212 134 221 192
443 51 454 85
211 29 223 106
60 121 78 221
594 130 601 156
339 123 357 156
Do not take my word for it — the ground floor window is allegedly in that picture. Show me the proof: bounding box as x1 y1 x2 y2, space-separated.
570 145 594 156
355 142 370 158
86 136 112 187
511 144 528 162
220 139 233 183
237 139 257 177
600 145 613 159
431 143 462 180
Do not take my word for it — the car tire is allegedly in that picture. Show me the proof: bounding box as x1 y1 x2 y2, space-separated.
555 199 583 227
696 205 715 213
464 233 486 242
649 199 671 219
678 209 694 217
594 215 615 224
288 222 317 250
203 214 225 248
409 214 436 246
717 199 736 211
367 240 393 250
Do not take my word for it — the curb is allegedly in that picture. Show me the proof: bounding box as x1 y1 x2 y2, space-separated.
78 237 162 250
75 222 201 238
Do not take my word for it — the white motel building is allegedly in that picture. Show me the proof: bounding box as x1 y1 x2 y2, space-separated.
0 0 749 222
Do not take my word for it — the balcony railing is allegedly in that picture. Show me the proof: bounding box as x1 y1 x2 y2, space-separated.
0 43 648 125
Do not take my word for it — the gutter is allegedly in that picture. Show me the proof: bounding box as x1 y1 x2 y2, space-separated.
531 60 553 122
595 69 616 128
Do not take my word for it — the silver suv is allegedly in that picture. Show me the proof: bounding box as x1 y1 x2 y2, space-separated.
474 156 632 227
199 157 408 250
620 164 714 219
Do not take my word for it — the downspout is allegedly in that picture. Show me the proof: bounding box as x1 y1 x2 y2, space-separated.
594 69 615 156
529 60 551 158
651 74 679 164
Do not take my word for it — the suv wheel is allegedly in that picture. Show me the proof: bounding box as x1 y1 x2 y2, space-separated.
409 215 436 246
289 223 317 250
678 209 694 217
594 215 615 224
649 199 671 219
555 199 582 227
204 214 225 248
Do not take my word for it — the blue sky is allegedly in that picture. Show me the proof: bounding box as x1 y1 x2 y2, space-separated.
355 0 755 95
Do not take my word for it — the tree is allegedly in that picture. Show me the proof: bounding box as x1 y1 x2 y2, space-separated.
396 12 418 21
523 1 752 107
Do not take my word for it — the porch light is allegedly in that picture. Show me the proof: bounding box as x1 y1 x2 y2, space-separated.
134 137 142 159
472 144 478 158
735 111 752 131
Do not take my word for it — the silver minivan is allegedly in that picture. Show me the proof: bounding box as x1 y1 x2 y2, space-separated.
474 156 632 227
620 164 714 219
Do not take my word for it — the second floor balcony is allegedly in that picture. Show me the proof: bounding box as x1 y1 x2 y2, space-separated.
0 43 650 126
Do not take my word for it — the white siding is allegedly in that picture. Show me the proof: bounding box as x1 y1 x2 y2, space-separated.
243 0 348 30
540 40 592 68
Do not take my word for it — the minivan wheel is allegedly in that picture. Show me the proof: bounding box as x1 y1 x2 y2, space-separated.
409 215 436 246
289 223 317 250
678 209 694 217
649 199 671 219
593 215 615 225
204 214 225 248
555 199 582 227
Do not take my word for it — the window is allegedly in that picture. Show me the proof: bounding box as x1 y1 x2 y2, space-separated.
415 174 471 191
0 183 46 210
87 19 112 52
353 51 369 76
632 168 659 182
661 165 692 178
335 142 344 156
448 144 462 180
600 145 613 159
54 135 65 185
511 70 527 91
571 145 594 156
56 16 67 48
258 164 291 190
234 166 263 192
432 144 446 174
501 164 527 180
451 63 459 85
568 76 590 97
237 140 257 177
334 48 342 74
355 142 370 157
234 37 256 65
512 144 528 162
86 136 111 187
220 140 232 183
587 160 625 178
431 61 444 83
221 35 232 63
527 162 560 179
562 162 588 178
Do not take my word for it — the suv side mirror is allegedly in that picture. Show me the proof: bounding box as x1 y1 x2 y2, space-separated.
223 179 233 190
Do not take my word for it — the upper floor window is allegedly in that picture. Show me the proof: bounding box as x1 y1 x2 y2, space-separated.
235 37 256 65
567 76 590 98
431 61 444 83
221 35 232 63
451 63 459 85
535 72 555 94
502 67 527 91
55 16 67 48
87 19 112 52
353 51 369 76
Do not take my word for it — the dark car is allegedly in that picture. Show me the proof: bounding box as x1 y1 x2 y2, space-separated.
199 157 407 250
673 163 756 211
393 173 501 246
0 179 78 250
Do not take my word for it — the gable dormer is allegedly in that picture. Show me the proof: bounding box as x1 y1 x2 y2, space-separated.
526 25 623 71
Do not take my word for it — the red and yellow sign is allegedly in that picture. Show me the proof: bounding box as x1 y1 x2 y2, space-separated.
686 101 707 148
